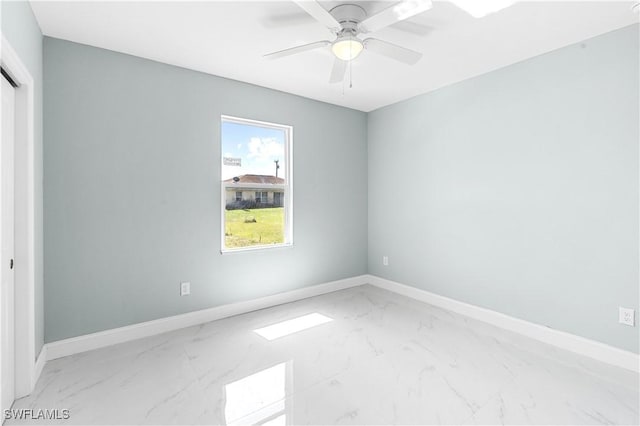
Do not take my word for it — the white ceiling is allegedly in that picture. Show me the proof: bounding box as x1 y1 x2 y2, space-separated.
30 1 639 112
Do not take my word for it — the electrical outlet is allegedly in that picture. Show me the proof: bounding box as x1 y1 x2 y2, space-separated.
180 282 191 296
382 256 389 266
619 307 635 326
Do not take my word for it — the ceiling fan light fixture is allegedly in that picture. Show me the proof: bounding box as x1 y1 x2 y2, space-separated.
332 37 364 61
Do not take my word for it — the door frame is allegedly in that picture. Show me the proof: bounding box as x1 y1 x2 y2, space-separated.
1 34 37 398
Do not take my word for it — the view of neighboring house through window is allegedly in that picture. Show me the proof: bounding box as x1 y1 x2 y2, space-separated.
255 191 268 204
221 116 292 251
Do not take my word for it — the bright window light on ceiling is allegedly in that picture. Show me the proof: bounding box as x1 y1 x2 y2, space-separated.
254 313 333 341
449 0 516 18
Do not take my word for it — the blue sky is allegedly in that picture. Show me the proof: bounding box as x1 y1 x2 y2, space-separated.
221 121 286 180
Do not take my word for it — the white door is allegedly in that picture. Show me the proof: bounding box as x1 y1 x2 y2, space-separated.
1 73 16 415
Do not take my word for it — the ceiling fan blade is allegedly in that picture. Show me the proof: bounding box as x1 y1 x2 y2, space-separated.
264 40 330 60
329 58 347 84
292 0 341 32
363 38 422 65
358 0 433 34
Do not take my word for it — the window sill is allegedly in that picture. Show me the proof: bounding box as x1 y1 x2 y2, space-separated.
220 242 293 255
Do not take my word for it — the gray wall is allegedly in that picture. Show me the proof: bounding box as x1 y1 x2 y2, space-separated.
368 24 639 353
45 25 638 353
1 1 44 356
43 38 368 342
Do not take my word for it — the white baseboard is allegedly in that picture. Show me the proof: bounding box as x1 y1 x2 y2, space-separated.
41 273 638 376
14 346 46 399
367 275 639 373
45 275 368 361
33 346 47 387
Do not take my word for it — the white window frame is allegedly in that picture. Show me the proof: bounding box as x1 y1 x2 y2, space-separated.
220 115 293 253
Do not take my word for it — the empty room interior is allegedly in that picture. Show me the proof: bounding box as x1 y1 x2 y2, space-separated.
1 0 639 424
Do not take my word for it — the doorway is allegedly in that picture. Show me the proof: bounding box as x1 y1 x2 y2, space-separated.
0 34 38 409
1 67 17 415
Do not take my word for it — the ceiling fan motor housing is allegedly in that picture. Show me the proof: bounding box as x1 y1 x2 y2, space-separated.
329 4 367 33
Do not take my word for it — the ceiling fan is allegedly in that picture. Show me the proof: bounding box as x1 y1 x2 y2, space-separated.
264 0 433 84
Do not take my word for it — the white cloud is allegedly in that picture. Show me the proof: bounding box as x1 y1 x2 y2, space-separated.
248 137 284 161
221 137 285 180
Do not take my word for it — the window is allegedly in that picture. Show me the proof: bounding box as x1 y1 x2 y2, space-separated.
221 116 292 252
255 191 268 204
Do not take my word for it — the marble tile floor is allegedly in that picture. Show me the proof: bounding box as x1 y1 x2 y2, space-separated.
8 285 639 425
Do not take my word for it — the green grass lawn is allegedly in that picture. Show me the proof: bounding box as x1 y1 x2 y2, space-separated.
225 207 284 248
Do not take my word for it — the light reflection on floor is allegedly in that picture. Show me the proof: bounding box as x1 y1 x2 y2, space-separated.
225 361 292 425
225 313 336 424
253 313 333 341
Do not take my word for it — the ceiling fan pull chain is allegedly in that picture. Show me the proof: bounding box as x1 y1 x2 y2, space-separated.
349 43 353 89
349 59 353 89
